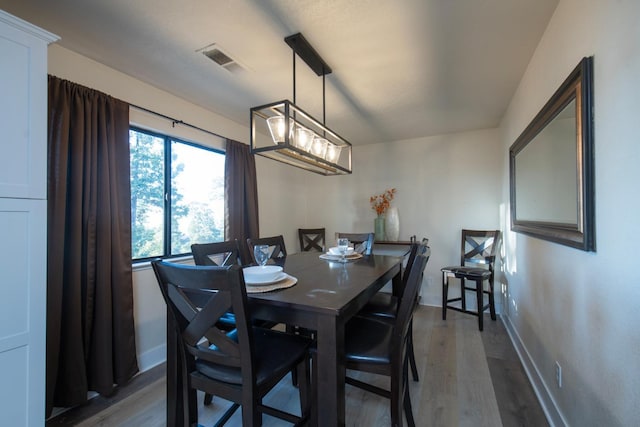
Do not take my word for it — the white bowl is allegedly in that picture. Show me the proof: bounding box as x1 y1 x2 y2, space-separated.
243 265 283 283
328 246 355 256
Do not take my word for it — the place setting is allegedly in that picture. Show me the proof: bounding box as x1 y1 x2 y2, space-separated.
243 245 297 293
320 238 364 262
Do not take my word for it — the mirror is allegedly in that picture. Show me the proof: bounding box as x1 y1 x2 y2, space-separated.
509 57 595 251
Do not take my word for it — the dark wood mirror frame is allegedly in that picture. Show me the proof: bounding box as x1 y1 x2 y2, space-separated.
509 56 595 251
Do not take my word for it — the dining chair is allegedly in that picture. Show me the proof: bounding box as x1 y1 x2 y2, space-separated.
334 232 375 255
152 260 312 426
191 240 244 267
191 240 245 333
298 228 326 252
342 244 431 427
191 240 279 406
355 238 429 381
441 229 501 331
246 235 287 264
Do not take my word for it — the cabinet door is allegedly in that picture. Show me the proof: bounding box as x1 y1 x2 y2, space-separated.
0 198 47 426
0 11 57 426
0 12 52 199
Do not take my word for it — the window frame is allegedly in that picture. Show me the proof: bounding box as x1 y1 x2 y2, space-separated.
130 126 225 262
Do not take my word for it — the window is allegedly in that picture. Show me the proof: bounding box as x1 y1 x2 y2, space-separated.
130 127 225 261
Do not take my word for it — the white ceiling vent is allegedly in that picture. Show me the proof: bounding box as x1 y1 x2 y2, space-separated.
197 43 246 74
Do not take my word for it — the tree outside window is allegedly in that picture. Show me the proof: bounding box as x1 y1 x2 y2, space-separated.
130 128 224 261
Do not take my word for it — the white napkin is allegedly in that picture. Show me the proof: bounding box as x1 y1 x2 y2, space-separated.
354 242 367 254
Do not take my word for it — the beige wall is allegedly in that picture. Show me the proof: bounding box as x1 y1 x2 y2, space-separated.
304 129 504 306
499 0 640 425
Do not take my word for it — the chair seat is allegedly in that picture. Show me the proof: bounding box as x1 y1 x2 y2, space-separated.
442 266 492 279
345 316 393 365
358 292 398 319
197 328 312 386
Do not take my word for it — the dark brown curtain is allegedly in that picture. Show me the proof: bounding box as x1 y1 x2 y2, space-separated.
224 139 260 263
46 76 138 416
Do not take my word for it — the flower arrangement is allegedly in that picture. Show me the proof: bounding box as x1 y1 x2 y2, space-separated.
370 188 396 217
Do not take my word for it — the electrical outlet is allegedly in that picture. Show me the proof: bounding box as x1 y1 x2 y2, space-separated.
555 361 562 388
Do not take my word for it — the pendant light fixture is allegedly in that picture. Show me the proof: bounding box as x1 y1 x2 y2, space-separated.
250 33 352 175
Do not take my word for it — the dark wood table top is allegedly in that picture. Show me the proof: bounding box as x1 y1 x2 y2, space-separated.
374 239 415 245
249 252 401 317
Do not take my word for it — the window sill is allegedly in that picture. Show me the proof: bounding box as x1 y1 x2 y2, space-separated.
132 255 194 272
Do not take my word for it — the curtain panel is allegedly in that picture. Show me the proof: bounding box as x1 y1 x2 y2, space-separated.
224 139 260 263
46 76 138 415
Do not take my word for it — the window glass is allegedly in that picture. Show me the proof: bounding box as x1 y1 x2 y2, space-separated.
130 128 224 261
130 130 165 259
170 140 225 254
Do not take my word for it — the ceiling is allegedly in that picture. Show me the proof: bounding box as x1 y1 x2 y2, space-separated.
0 0 558 145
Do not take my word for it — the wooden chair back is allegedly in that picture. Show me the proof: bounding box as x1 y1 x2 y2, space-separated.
460 229 501 270
394 244 430 347
298 228 326 252
246 235 287 264
191 240 244 266
151 261 254 376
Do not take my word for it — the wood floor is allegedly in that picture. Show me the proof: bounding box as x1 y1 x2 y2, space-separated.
47 306 548 426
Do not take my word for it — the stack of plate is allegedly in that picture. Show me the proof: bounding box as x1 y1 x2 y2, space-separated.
327 246 355 256
243 265 286 285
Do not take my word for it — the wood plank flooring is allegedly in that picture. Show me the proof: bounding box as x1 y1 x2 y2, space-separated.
47 306 548 426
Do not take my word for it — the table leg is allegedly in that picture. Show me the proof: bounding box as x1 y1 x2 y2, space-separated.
392 266 403 296
315 315 345 426
166 310 197 426
166 311 183 427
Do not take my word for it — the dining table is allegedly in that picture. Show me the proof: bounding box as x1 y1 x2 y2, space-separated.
166 251 403 427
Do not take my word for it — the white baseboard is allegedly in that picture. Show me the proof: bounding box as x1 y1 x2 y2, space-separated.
502 314 567 427
136 343 166 373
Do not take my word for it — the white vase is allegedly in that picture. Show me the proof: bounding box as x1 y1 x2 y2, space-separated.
386 207 400 241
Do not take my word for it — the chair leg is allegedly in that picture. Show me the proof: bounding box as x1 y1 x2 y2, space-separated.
407 322 419 382
442 272 448 320
296 357 311 422
287 325 299 387
187 387 198 426
402 358 416 427
461 277 467 311
488 279 497 321
215 403 240 427
390 361 404 427
241 399 261 426
310 351 318 427
475 278 484 331
204 392 213 406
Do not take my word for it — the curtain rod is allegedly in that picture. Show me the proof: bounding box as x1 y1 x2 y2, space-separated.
129 103 227 140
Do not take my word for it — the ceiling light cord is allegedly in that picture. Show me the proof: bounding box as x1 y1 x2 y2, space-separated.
322 71 326 127
292 50 296 105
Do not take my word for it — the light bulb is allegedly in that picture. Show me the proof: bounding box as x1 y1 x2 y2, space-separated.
325 143 342 163
294 126 314 151
266 116 291 144
311 137 328 158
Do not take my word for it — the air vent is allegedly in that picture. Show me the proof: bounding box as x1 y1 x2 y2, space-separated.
197 43 246 74
203 48 233 66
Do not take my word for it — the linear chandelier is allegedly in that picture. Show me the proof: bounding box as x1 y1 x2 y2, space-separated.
250 33 352 175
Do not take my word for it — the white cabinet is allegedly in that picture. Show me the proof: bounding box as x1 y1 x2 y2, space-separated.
0 10 58 426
